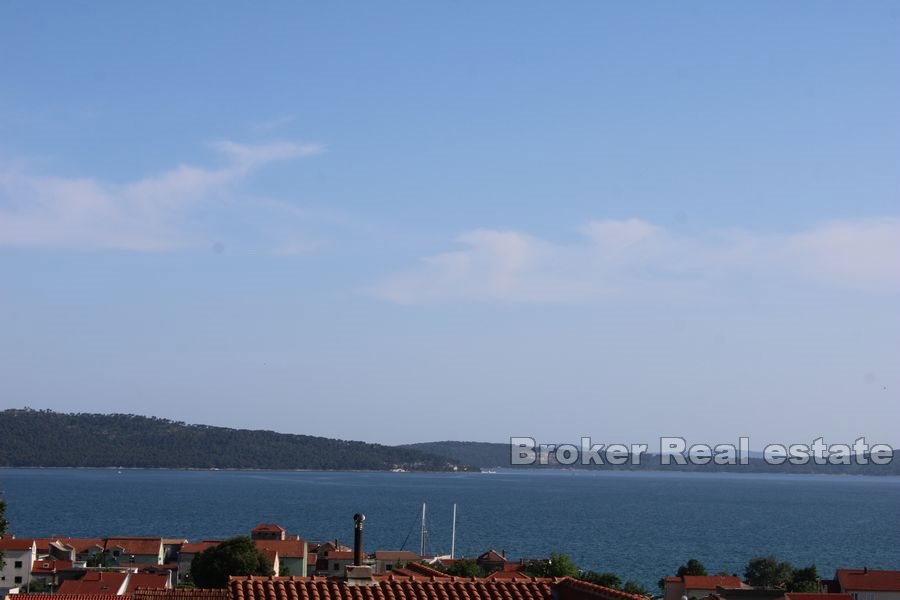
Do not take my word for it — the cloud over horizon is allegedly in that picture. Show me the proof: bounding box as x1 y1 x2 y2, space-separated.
368 217 900 305
0 140 322 251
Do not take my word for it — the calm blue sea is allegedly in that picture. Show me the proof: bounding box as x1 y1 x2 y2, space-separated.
1 469 898 588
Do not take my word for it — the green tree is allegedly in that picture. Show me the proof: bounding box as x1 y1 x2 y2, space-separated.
789 565 818 592
580 572 622 589
677 560 708 577
0 496 8 568
27 580 51 593
437 559 486 578
659 559 709 591
525 553 579 578
86 551 111 568
622 581 650 596
190 537 273 588
744 556 793 588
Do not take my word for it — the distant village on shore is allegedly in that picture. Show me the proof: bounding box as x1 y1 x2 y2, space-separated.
1 522 897 600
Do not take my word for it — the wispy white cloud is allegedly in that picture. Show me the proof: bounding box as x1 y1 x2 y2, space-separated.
250 114 297 133
0 141 322 251
368 217 900 305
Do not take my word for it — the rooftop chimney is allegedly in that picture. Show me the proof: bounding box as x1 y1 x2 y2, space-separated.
353 513 365 566
347 513 374 586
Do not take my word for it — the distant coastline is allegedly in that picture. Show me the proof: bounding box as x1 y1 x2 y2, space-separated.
1 408 896 476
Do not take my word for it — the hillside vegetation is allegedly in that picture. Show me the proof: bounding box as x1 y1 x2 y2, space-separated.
0 408 466 471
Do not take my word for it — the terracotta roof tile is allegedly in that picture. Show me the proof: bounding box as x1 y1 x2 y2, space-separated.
127 573 170 593
682 577 743 590
14 590 228 600
32 558 74 573
836 570 900 593
182 542 221 554
374 552 420 561
58 571 129 595
255 540 307 559
106 538 164 556
0 537 37 551
254 524 287 533
59 538 106 553
228 576 556 600
133 590 229 600
13 595 121 600
555 577 650 600
476 552 506 564
400 564 449 578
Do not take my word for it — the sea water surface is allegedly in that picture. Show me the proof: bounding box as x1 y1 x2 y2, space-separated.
1 469 897 588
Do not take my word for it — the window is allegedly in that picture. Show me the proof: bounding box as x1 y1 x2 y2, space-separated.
14 576 23 584
14 561 22 569
333 562 340 571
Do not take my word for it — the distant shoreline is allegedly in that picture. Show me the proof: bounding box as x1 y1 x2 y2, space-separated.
1 465 898 479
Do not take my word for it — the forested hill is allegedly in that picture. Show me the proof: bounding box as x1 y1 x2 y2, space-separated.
0 409 467 471
402 441 900 475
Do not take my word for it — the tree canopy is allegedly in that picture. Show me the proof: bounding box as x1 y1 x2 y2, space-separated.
525 553 580 578
677 560 707 577
743 556 817 591
190 537 273 588
580 568 648 596
0 496 7 536
0 496 7 567
434 559 487 578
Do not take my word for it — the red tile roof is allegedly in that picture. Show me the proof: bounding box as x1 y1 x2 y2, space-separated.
399 563 449 578
836 570 900 592
13 595 121 600
228 576 555 600
133 591 230 600
253 524 286 533
59 538 106 553
477 551 506 563
32 559 74 573
0 537 36 551
106 538 164 556
59 571 128 595
501 564 526 573
13 591 227 600
682 576 743 590
254 540 307 559
374 551 420 561
485 572 534 581
390 569 450 579
555 577 650 600
324 551 356 560
182 542 221 554
126 573 170 593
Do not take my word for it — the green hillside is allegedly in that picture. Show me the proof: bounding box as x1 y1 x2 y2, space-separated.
0 408 467 471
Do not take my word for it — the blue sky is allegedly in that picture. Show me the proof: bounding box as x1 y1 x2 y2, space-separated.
1 2 898 447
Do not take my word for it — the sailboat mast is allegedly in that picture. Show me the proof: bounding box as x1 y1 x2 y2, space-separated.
450 503 457 559
420 502 427 556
